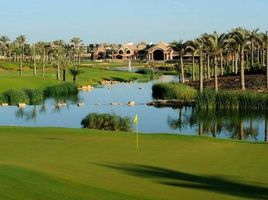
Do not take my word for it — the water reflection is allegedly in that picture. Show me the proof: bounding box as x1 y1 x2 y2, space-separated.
0 75 267 142
15 106 37 121
168 107 266 142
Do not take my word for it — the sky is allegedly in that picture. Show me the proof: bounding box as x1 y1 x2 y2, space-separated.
0 0 267 44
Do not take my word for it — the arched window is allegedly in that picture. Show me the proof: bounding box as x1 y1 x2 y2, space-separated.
126 49 131 54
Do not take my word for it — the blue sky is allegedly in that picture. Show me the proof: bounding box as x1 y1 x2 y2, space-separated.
0 0 267 43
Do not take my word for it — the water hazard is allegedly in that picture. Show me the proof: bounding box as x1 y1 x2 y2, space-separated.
0 75 267 142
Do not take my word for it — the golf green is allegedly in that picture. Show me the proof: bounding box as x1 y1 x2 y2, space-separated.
0 127 267 200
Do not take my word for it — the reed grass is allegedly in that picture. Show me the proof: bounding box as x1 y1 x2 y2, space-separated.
24 89 44 105
3 89 29 105
152 82 197 100
44 83 78 97
197 89 268 110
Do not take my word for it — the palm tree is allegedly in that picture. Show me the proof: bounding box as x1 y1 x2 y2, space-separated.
0 35 10 61
186 40 198 81
247 29 259 67
201 34 212 79
70 37 82 68
36 42 50 78
170 40 187 83
31 43 37 76
51 40 66 80
15 35 26 76
195 37 206 93
69 68 83 84
206 32 227 92
230 28 249 90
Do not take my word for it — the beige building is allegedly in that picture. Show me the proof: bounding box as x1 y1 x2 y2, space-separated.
147 42 174 61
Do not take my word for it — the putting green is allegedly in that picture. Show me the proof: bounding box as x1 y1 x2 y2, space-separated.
0 127 267 200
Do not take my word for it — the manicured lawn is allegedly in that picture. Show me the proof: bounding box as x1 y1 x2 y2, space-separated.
0 67 143 92
0 127 267 200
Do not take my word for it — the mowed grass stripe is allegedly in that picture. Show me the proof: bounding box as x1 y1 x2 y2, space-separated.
0 127 267 200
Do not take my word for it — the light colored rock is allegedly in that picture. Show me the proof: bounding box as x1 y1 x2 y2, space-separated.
77 102 85 107
111 102 120 106
79 85 94 91
55 103 67 107
127 101 136 107
17 103 26 109
1 103 8 106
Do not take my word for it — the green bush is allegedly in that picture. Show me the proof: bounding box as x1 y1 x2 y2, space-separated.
152 82 197 100
81 113 132 132
44 83 78 97
0 94 7 104
136 68 154 75
3 89 29 105
24 89 44 105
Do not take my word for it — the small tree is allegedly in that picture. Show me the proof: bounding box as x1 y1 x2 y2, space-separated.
69 68 83 84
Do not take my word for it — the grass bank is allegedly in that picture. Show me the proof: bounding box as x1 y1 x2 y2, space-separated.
0 67 144 93
0 127 267 200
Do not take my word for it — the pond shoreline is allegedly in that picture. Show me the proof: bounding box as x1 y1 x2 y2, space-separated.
147 100 196 108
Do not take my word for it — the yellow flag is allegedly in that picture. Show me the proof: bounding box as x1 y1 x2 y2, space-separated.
134 114 138 125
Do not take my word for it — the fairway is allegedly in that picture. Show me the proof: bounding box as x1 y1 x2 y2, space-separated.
0 66 144 93
0 127 267 200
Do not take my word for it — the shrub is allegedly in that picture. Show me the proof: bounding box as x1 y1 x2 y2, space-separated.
81 113 132 132
152 82 197 100
24 89 44 105
3 89 29 105
136 68 154 75
0 94 7 104
44 82 78 97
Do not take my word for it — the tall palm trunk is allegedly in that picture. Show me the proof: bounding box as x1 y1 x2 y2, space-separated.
199 52 203 93
207 54 210 79
57 61 60 80
214 56 218 92
257 47 260 64
261 47 265 66
180 56 185 83
251 40 254 67
42 50 45 78
20 53 23 76
33 44 37 77
235 52 238 74
240 48 245 90
220 53 224 76
232 53 235 73
192 54 195 81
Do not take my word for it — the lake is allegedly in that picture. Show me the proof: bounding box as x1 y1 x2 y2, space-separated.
0 75 267 142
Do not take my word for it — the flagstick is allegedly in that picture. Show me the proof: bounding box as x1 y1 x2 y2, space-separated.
136 123 139 150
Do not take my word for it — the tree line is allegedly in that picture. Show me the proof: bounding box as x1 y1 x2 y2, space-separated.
0 36 85 83
170 27 268 92
0 27 268 89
